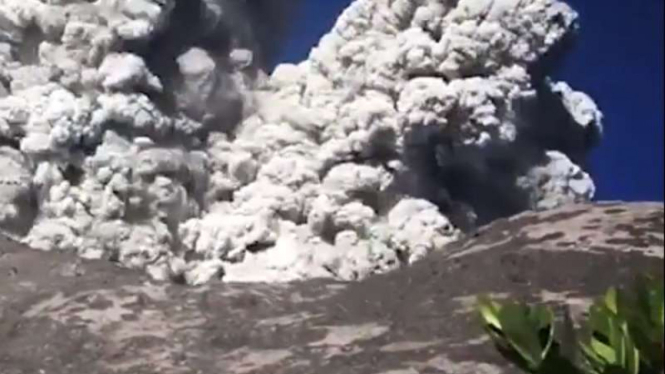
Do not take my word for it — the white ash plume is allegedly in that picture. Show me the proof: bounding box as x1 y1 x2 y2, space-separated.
0 0 601 285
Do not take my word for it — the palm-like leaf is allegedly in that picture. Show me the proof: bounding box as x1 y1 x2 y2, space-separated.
478 295 556 372
580 289 641 374
477 275 663 374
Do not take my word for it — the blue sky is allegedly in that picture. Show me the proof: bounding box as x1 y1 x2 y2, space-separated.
277 0 664 202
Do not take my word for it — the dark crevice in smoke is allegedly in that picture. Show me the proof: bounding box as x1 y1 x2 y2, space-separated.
400 125 547 231
517 80 601 168
122 0 301 139
2 194 37 237
124 0 230 117
61 164 85 187
0 76 10 96
127 0 300 84
0 136 20 150
13 23 44 65
407 71 451 83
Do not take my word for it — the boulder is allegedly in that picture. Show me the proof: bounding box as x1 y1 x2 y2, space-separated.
0 202 662 374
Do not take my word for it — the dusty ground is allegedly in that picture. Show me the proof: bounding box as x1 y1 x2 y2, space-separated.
0 202 663 374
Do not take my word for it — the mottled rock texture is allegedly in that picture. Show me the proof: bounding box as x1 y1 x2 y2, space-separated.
1 202 662 374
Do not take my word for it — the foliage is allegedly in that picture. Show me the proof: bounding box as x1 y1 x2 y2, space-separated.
477 275 664 374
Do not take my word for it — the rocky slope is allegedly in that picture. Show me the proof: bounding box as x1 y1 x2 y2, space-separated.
0 0 602 284
0 202 662 374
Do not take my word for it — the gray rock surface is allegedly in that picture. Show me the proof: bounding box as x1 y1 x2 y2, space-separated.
1 202 662 374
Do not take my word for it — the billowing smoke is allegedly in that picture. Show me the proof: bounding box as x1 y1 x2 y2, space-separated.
0 0 602 285
129 0 303 131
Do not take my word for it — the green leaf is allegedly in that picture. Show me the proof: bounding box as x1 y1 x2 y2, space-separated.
499 303 546 369
478 295 503 331
590 337 616 364
581 290 643 374
603 288 619 315
580 342 605 374
533 305 557 361
477 296 557 372
613 275 665 371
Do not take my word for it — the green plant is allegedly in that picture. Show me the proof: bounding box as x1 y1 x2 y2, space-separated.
477 275 664 374
579 288 641 374
477 295 556 371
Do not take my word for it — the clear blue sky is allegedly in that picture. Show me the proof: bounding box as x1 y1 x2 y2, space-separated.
276 0 664 202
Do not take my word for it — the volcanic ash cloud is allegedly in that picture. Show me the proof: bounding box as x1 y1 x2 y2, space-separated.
0 0 602 285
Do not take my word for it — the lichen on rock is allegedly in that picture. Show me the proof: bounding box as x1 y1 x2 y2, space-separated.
0 0 602 285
